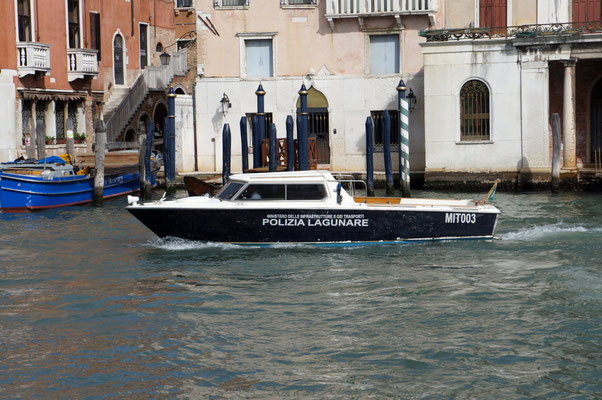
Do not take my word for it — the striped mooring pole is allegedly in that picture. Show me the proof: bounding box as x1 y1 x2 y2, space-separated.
397 80 411 197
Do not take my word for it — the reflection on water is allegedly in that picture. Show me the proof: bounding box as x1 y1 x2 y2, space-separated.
1 193 601 398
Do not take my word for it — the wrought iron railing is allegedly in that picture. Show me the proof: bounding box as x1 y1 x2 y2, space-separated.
214 0 248 7
420 21 602 42
105 49 188 142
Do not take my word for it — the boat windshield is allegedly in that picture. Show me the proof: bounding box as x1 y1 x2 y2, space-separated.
216 181 244 200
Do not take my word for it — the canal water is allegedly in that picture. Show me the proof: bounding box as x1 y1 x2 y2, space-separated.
0 190 600 399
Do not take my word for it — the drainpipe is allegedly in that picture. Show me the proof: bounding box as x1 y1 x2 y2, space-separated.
192 81 198 171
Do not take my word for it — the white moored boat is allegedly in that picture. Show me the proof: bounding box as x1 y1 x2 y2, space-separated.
126 170 500 244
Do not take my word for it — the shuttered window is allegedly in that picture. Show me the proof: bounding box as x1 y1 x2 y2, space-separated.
479 0 507 28
370 35 400 75
90 12 101 61
460 80 491 141
246 39 273 78
572 0 602 22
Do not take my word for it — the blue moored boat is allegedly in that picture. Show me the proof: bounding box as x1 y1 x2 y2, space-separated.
0 157 156 212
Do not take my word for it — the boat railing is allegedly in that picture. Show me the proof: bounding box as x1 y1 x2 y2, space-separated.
331 175 368 200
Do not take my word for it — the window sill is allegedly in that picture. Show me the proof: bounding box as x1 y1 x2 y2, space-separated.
175 7 195 11
455 140 493 145
215 6 249 10
281 5 317 9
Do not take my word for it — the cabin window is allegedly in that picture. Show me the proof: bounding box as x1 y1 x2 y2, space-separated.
217 181 244 200
237 184 285 200
286 184 327 200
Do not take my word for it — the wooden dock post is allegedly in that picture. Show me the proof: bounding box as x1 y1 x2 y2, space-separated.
36 119 46 161
65 118 75 165
297 84 309 171
365 116 375 196
286 115 294 171
165 88 177 198
551 113 561 192
222 123 231 184
93 119 106 206
25 118 36 159
383 110 394 195
240 116 248 172
268 123 277 172
138 130 148 200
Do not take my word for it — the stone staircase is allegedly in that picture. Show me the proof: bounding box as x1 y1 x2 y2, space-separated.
103 87 130 122
103 48 189 143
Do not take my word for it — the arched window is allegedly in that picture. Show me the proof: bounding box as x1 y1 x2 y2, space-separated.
460 80 490 141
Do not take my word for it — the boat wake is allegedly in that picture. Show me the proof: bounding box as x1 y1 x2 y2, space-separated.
146 237 244 251
501 222 602 241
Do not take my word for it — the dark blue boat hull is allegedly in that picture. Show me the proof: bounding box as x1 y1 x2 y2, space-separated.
127 207 499 243
0 171 155 212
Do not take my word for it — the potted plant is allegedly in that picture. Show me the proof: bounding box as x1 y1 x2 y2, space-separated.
74 132 87 144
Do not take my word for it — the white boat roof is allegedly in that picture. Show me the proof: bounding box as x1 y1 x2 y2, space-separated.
228 170 336 184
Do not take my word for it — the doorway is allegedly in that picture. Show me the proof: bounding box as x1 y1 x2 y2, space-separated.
297 87 330 165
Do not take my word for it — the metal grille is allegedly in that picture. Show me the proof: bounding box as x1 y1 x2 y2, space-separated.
56 101 65 139
221 0 246 6
68 101 79 133
460 80 490 141
307 109 330 164
370 110 399 151
246 112 273 140
36 101 47 126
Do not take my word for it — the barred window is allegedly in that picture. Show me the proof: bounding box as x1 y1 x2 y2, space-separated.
460 80 490 141
371 110 399 151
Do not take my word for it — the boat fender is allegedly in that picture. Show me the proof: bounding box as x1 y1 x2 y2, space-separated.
128 195 139 205
336 183 342 205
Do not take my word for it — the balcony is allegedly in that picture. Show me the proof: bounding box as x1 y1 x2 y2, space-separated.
67 49 98 82
16 42 51 78
325 0 438 29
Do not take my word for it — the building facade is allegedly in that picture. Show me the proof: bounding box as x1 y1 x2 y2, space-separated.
188 0 442 178
0 0 176 162
421 0 602 186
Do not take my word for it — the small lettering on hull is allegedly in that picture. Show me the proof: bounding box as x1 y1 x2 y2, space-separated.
445 213 477 224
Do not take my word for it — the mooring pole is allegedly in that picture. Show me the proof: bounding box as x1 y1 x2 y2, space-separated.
166 88 177 197
286 115 294 171
222 123 231 184
144 119 153 200
36 119 46 161
268 123 277 172
65 118 75 165
397 80 411 197
25 118 35 159
551 113 561 193
255 84 266 168
240 116 248 172
383 110 394 195
252 115 260 168
365 116 375 196
93 119 106 206
138 131 147 199
298 84 309 170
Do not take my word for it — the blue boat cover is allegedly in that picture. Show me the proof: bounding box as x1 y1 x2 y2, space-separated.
37 156 66 165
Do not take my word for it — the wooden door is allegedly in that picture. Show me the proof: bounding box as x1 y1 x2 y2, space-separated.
573 0 602 22
480 0 507 28
592 79 602 162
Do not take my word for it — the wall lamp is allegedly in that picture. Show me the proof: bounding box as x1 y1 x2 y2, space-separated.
406 88 417 113
220 93 231 116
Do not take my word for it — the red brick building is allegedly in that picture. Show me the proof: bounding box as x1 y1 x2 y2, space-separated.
0 0 176 161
